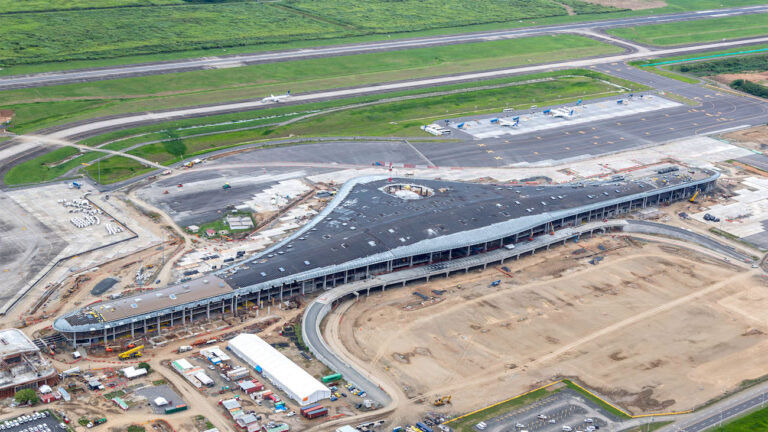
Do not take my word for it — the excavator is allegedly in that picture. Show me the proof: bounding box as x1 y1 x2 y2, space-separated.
434 395 451 406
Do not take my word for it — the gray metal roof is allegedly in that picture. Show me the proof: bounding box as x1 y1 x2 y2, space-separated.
54 167 717 332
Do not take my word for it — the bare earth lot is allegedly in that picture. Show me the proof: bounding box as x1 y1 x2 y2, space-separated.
335 237 768 419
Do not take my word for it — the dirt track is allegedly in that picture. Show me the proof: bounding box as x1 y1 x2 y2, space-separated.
334 237 768 421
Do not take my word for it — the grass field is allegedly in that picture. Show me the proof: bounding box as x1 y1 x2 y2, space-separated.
671 54 768 76
712 406 768 431
1 70 644 185
3 147 102 185
607 13 768 46
1 0 765 70
0 0 181 13
0 34 621 133
83 156 153 184
281 0 590 32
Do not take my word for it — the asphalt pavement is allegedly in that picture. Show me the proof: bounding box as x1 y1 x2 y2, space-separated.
1 5 767 90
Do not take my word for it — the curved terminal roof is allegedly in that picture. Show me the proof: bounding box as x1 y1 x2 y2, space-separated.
54 167 717 332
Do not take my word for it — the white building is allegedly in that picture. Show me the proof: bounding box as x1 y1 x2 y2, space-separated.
228 333 330 405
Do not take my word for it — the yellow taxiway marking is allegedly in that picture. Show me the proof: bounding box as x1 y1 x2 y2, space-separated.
486 150 494 153
477 143 486 147
494 156 502 160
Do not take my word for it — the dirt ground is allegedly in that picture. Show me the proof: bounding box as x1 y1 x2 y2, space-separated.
710 72 768 86
581 0 666 10
334 236 768 421
724 125 768 152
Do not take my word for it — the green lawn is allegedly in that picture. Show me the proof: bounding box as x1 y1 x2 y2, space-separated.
3 147 102 185
0 3 353 66
447 386 561 432
671 54 768 76
0 0 764 73
712 405 768 431
0 0 181 13
83 156 153 184
123 71 634 165
608 13 768 46
281 0 584 32
5 69 646 185
0 34 621 132
197 211 255 238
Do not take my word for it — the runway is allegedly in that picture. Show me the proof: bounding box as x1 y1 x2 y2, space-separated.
38 35 768 142
1 5 767 90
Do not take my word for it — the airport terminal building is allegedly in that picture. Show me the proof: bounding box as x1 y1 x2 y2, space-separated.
54 166 719 346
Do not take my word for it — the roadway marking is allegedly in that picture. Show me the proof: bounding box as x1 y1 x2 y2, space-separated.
477 143 486 147
486 150 494 153
494 156 502 160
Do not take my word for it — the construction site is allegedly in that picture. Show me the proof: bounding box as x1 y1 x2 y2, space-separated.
0 115 767 432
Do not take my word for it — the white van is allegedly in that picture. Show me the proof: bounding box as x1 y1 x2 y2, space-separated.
476 422 487 430
504 244 516 250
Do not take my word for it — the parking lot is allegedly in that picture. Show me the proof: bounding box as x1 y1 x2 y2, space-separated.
477 389 612 432
0 411 65 432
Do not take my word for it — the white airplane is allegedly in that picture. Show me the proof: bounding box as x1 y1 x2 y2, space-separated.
499 117 520 128
261 91 291 103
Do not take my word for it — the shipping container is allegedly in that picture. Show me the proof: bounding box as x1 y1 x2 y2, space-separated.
305 408 328 419
300 403 320 415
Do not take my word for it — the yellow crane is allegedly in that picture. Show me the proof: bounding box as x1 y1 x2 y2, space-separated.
689 189 700 203
434 395 451 406
118 345 144 359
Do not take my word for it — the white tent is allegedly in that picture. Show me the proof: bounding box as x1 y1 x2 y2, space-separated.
229 333 330 405
154 397 168 406
122 366 148 379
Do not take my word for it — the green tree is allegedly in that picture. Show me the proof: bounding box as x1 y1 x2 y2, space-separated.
138 362 151 372
78 417 89 426
14 388 39 405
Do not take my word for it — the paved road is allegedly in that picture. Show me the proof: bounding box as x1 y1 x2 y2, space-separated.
1 5 767 90
37 35 768 141
656 383 768 432
624 220 752 261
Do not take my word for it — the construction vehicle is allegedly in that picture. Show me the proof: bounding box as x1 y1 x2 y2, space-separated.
689 189 700 203
433 396 451 406
118 345 144 359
